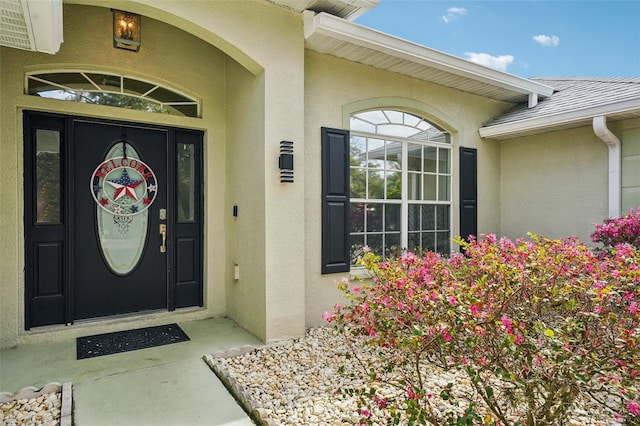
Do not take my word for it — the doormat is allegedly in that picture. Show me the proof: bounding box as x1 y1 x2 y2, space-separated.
77 323 190 360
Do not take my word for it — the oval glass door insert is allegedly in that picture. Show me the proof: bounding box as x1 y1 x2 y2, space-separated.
90 142 158 275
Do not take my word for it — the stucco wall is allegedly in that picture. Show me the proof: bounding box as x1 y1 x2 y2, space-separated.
129 0 307 343
225 59 268 341
500 125 609 243
303 51 509 327
621 121 640 212
0 4 228 348
1 0 310 348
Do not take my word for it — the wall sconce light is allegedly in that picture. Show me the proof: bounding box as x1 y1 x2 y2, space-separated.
279 141 294 183
112 9 141 52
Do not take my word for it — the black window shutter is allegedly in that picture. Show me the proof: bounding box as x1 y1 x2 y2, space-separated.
459 147 477 246
321 127 350 274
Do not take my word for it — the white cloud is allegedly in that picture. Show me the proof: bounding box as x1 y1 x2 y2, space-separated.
533 34 560 47
441 7 467 23
448 7 467 15
464 52 515 72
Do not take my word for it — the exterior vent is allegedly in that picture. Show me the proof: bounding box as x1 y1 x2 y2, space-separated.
0 0 32 51
0 0 63 54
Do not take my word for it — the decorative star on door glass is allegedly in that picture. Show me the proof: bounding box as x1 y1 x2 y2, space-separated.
90 156 158 218
107 169 144 201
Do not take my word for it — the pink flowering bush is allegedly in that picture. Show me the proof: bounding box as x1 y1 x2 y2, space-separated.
591 207 640 250
325 234 639 425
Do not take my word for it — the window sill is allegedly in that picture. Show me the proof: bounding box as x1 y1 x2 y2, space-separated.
349 266 373 280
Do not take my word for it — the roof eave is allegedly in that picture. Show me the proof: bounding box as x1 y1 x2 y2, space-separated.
340 0 380 20
479 98 640 140
266 0 379 20
304 11 555 99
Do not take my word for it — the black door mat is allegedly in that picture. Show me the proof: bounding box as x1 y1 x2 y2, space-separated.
77 323 190 360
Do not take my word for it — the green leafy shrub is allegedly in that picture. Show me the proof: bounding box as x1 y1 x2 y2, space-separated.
325 234 639 425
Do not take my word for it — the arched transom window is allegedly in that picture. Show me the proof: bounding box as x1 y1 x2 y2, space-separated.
26 70 200 117
350 109 451 265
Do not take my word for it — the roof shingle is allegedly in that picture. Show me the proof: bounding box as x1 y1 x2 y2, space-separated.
485 77 640 127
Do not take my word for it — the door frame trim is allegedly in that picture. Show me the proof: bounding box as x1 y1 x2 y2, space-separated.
23 111 204 329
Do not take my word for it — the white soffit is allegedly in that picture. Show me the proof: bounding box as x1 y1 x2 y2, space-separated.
267 0 379 20
304 12 554 103
0 0 63 54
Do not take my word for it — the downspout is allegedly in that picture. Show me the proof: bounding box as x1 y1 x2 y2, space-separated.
592 116 621 218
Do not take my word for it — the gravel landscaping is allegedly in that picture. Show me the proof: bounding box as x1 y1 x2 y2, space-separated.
0 392 62 426
206 327 626 426
0 383 71 426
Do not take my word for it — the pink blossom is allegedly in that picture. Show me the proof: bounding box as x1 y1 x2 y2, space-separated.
322 311 332 322
627 400 640 416
629 302 638 315
501 315 511 327
470 304 480 317
501 315 514 334
407 387 419 400
373 395 388 409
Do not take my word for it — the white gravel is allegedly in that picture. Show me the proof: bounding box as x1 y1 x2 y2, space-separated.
207 327 627 426
0 393 62 426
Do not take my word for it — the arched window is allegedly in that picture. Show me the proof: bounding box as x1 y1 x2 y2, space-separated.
26 70 200 117
350 109 451 264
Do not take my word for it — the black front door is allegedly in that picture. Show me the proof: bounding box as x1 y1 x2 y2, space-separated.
73 121 168 320
24 112 204 328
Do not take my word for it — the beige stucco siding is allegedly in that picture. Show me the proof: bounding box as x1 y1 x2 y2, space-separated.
0 0 309 348
303 51 509 327
499 126 609 243
621 122 640 212
0 4 228 348
120 0 308 342
225 59 267 340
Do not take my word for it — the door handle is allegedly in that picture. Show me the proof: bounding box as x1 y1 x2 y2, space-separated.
159 224 167 253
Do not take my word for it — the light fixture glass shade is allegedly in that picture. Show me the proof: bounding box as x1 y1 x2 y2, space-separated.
113 10 141 52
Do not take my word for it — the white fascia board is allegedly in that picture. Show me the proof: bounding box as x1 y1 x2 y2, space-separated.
479 98 640 139
22 0 63 54
304 12 554 98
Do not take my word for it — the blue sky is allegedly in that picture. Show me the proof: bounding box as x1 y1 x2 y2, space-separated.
354 1 640 78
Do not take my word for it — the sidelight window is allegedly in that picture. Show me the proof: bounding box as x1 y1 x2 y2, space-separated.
35 129 61 224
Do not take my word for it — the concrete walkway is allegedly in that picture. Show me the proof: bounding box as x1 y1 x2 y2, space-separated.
0 318 262 425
